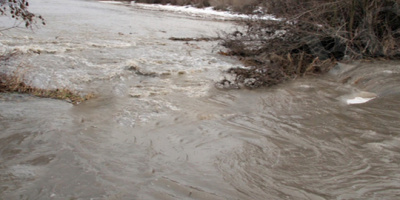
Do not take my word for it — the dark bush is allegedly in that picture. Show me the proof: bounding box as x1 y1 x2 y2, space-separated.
264 0 400 59
218 0 400 89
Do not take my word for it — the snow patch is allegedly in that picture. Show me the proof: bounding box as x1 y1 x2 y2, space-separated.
99 1 124 4
130 2 278 21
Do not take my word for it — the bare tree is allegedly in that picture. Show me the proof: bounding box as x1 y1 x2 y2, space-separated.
0 0 44 29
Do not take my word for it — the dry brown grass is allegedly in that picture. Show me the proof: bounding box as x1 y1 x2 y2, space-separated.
1 51 94 104
0 73 94 104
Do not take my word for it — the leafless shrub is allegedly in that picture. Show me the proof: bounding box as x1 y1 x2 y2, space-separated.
218 0 400 89
265 0 400 58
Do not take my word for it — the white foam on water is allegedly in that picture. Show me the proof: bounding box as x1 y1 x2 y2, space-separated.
383 70 395 74
343 91 377 105
346 97 376 105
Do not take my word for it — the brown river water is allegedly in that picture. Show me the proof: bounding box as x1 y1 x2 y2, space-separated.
1 0 400 199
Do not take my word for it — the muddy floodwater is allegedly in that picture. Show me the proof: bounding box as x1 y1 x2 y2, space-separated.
1 0 400 199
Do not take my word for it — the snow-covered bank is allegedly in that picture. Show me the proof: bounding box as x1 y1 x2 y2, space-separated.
100 1 277 21
100 1 126 4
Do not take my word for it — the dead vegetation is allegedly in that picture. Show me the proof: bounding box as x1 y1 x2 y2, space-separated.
1 1 90 103
217 0 400 89
0 73 94 104
0 0 45 28
0 72 94 104
0 52 93 104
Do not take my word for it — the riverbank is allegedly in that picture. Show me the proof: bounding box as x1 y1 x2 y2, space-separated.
110 0 400 91
100 0 276 21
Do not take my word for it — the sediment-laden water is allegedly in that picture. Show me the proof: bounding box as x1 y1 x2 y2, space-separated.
1 0 400 199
